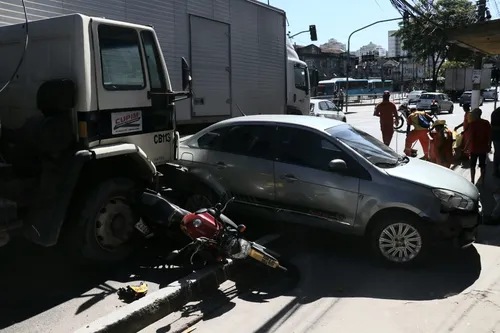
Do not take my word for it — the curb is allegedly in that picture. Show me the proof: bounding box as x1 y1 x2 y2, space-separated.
76 233 281 333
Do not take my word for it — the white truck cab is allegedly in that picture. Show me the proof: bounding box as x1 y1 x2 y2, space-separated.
0 14 191 262
286 37 310 115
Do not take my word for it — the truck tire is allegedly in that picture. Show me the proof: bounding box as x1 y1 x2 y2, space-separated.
66 178 139 264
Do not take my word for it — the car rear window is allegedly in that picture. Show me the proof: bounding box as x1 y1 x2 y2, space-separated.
420 94 436 99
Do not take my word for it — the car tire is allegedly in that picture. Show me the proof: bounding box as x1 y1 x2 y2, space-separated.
449 105 454 114
480 99 484 106
369 211 429 268
459 103 462 107
64 178 139 265
342 117 347 123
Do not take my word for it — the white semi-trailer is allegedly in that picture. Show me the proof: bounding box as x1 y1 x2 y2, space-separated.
0 0 310 133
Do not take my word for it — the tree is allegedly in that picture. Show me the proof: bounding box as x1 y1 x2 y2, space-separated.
394 0 477 91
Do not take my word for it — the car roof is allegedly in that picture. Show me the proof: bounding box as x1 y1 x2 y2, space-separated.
310 99 331 104
211 114 345 132
410 90 425 93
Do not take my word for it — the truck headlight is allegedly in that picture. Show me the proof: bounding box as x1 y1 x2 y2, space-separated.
432 189 474 211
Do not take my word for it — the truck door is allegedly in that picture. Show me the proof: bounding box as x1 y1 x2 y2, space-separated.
293 64 310 114
189 16 231 118
90 21 174 165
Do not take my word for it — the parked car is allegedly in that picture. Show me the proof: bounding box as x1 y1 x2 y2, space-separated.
459 91 484 106
310 99 347 122
407 90 426 104
483 87 498 101
177 115 481 266
416 92 454 113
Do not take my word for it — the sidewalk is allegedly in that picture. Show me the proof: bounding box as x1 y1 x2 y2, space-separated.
450 153 500 245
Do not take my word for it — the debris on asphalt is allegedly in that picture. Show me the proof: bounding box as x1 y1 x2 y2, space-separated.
117 282 148 303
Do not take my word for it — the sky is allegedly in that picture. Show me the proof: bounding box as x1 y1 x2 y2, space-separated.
259 0 403 51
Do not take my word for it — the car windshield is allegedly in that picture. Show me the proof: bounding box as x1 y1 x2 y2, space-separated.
326 124 405 166
420 94 437 99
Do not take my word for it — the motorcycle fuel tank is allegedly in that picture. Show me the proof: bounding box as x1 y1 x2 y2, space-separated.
180 212 222 240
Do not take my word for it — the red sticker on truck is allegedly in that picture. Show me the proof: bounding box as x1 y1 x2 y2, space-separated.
111 111 143 135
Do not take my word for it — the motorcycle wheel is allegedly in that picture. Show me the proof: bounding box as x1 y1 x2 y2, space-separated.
394 115 405 132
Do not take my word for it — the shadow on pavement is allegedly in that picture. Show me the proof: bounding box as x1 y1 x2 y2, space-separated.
0 238 189 330
474 155 500 247
236 226 481 305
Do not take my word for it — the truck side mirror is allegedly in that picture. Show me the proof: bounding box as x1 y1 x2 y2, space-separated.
181 57 192 91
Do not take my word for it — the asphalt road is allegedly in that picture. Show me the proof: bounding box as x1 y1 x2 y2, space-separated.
183 221 500 333
2 99 498 333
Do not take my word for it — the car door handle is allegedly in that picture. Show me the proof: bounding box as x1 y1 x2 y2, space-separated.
215 161 227 169
280 174 298 182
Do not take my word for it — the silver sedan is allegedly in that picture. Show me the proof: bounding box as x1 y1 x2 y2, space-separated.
176 115 481 266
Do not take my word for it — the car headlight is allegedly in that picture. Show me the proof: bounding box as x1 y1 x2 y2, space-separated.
432 188 475 211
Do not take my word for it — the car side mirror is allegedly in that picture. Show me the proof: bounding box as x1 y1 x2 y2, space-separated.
181 57 192 91
328 159 347 172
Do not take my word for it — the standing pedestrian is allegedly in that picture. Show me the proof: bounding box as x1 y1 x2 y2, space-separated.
405 107 433 159
491 107 500 177
373 91 399 146
338 89 345 110
465 108 492 185
428 119 453 168
454 103 471 162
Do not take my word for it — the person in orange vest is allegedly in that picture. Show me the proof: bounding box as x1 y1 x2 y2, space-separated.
454 103 471 162
405 107 434 159
428 119 454 168
373 90 399 146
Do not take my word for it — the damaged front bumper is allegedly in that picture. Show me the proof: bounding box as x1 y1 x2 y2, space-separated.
430 201 482 248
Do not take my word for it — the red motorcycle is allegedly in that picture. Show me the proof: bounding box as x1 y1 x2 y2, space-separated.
134 189 287 271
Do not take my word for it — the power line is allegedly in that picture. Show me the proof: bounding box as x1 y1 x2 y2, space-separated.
373 0 383 11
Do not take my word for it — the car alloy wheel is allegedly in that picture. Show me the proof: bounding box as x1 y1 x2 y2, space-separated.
378 222 422 263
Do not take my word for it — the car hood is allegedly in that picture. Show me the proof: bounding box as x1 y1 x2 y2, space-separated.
384 158 479 200
180 134 194 142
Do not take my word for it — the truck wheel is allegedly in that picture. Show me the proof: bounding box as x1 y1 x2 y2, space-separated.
369 212 429 267
67 178 139 264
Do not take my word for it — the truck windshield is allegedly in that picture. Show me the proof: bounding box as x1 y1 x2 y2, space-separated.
326 124 400 166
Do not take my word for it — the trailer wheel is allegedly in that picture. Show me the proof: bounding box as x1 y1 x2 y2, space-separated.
66 178 139 264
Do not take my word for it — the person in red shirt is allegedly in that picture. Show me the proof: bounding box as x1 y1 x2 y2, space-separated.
374 91 399 146
465 108 492 184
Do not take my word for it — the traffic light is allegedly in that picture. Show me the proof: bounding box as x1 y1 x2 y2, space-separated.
309 25 317 41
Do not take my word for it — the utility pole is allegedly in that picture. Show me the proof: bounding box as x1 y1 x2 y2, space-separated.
471 0 486 109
